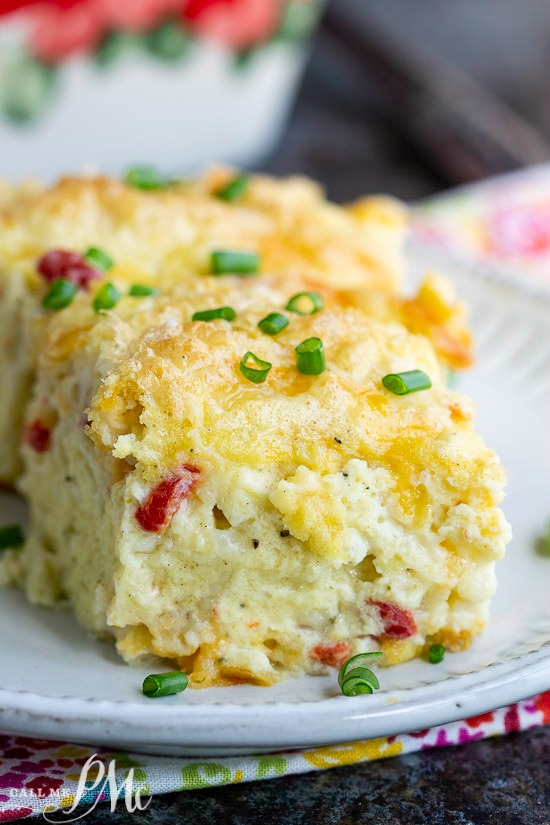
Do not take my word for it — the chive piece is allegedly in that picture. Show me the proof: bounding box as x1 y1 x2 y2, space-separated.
337 652 383 689
258 312 289 335
84 246 114 272
338 653 382 697
192 306 236 322
93 282 121 312
124 165 166 191
215 174 249 203
42 278 78 310
211 250 259 275
295 337 325 375
428 644 446 665
128 284 160 297
341 669 379 696
0 525 25 551
285 291 324 315
142 671 189 698
239 351 272 384
382 370 432 396
546 521 550 556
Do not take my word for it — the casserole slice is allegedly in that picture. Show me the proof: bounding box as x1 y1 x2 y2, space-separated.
1 275 509 686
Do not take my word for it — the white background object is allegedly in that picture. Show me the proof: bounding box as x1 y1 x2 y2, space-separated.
0 42 307 181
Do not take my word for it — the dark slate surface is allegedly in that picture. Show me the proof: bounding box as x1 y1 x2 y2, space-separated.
103 1 550 821
92 729 550 824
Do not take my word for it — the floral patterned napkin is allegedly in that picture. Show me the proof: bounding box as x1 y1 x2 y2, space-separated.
2 164 550 821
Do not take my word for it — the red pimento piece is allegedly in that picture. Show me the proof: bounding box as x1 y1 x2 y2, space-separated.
37 249 101 290
65 263 103 290
311 641 352 669
135 465 201 534
37 250 81 281
22 420 51 453
368 599 417 639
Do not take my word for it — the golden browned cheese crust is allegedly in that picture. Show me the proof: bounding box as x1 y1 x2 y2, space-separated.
0 169 405 291
0 167 471 363
0 168 415 483
0 169 470 485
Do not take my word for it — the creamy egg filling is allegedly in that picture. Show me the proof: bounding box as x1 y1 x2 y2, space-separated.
6 352 510 687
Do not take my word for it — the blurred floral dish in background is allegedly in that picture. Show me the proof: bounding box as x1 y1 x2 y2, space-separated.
0 0 322 178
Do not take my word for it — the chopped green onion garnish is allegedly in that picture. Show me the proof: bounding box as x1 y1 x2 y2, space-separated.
211 250 259 275
192 306 236 322
0 525 25 551
239 351 272 384
42 279 78 311
286 291 324 315
337 652 383 689
428 643 446 665
84 246 114 272
258 312 289 335
124 165 166 191
341 666 380 696
215 174 249 202
338 653 382 697
93 282 121 312
546 521 550 556
128 284 160 297
142 671 189 698
295 337 325 375
341 677 373 696
382 370 432 396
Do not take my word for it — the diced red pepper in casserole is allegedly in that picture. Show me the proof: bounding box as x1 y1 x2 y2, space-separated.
135 465 201 534
368 599 417 639
311 641 351 669
22 420 51 453
37 250 101 290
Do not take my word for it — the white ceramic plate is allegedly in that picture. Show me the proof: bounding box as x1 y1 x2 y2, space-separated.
1 248 549 756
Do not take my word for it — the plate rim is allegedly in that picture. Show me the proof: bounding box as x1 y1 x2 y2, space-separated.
1 644 550 752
